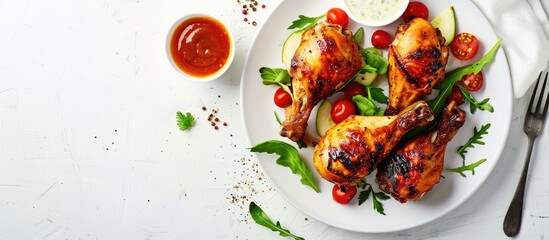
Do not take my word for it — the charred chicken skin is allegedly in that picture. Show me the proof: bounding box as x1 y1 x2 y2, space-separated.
280 21 363 142
376 101 466 203
313 101 434 187
385 18 449 116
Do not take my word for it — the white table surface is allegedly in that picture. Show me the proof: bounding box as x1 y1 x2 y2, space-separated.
1 0 548 239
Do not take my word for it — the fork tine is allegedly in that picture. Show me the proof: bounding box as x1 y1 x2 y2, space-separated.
528 72 542 113
535 72 548 114
542 72 549 118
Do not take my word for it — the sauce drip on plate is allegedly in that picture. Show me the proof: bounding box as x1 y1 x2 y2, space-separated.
170 16 231 78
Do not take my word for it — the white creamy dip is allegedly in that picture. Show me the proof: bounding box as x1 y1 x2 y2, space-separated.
344 0 408 26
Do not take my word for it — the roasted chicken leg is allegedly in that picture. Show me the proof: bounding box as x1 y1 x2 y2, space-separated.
313 101 434 187
385 18 449 116
280 21 363 142
376 101 466 203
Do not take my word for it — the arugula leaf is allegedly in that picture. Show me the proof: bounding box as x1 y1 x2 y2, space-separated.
406 38 502 138
357 183 389 215
353 27 364 45
365 86 388 104
360 47 382 56
249 202 305 240
259 67 293 100
457 123 491 161
445 158 487 177
176 111 195 131
250 140 319 192
288 14 326 31
460 87 494 113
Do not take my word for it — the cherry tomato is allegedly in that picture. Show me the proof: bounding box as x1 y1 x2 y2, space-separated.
402 2 429 22
332 184 357 204
371 30 391 49
450 33 480 61
460 72 484 92
343 82 366 100
331 98 356 123
273 87 292 108
447 85 464 105
327 8 349 28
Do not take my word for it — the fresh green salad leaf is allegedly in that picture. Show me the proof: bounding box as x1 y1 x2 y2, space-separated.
366 86 388 104
353 27 364 45
357 182 389 215
457 123 491 161
176 111 195 131
361 50 388 75
358 65 378 74
288 14 325 32
446 158 487 177
406 38 502 138
259 67 293 100
353 95 384 116
460 87 494 113
249 202 305 240
250 140 319 192
274 111 282 125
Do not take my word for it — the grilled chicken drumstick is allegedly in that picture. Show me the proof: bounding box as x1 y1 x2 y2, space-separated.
313 101 434 187
280 21 363 142
377 101 466 203
385 18 449 116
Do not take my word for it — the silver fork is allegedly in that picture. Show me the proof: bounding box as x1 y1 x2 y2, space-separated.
503 72 549 237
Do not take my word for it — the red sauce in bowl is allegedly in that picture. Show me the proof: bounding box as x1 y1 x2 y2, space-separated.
169 16 232 78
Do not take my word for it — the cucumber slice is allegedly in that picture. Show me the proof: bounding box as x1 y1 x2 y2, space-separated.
315 100 335 137
282 31 303 69
431 6 456 46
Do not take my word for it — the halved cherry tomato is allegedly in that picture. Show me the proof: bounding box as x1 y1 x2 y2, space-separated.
327 8 349 28
332 184 357 204
343 82 366 100
273 87 292 108
371 30 391 49
402 2 429 22
450 33 480 61
447 85 464 105
460 72 484 91
331 98 356 123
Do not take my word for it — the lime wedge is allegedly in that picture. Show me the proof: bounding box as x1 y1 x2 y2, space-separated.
431 6 456 46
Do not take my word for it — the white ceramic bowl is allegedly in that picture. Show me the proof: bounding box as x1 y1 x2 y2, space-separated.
341 0 410 27
166 13 235 82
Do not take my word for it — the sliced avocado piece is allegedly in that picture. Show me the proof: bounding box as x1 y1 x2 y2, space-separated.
315 100 335 137
431 6 456 46
282 31 303 69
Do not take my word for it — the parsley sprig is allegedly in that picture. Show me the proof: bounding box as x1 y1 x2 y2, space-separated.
249 202 305 240
357 181 390 215
457 123 491 161
176 111 195 131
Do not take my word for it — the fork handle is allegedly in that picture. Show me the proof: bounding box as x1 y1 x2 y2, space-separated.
503 138 535 237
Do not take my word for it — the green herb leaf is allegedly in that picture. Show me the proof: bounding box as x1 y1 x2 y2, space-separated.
407 38 502 138
353 27 364 45
176 111 195 131
460 87 494 113
259 67 293 100
445 158 487 177
457 123 491 161
288 14 326 31
358 183 388 215
365 86 388 104
250 140 319 192
274 111 282 125
249 202 305 240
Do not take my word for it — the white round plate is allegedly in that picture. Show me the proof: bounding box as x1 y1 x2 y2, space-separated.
240 0 512 233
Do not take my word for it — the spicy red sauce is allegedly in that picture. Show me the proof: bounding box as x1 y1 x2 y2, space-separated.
170 16 231 78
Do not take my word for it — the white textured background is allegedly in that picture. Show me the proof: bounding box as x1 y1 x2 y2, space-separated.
0 0 548 239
